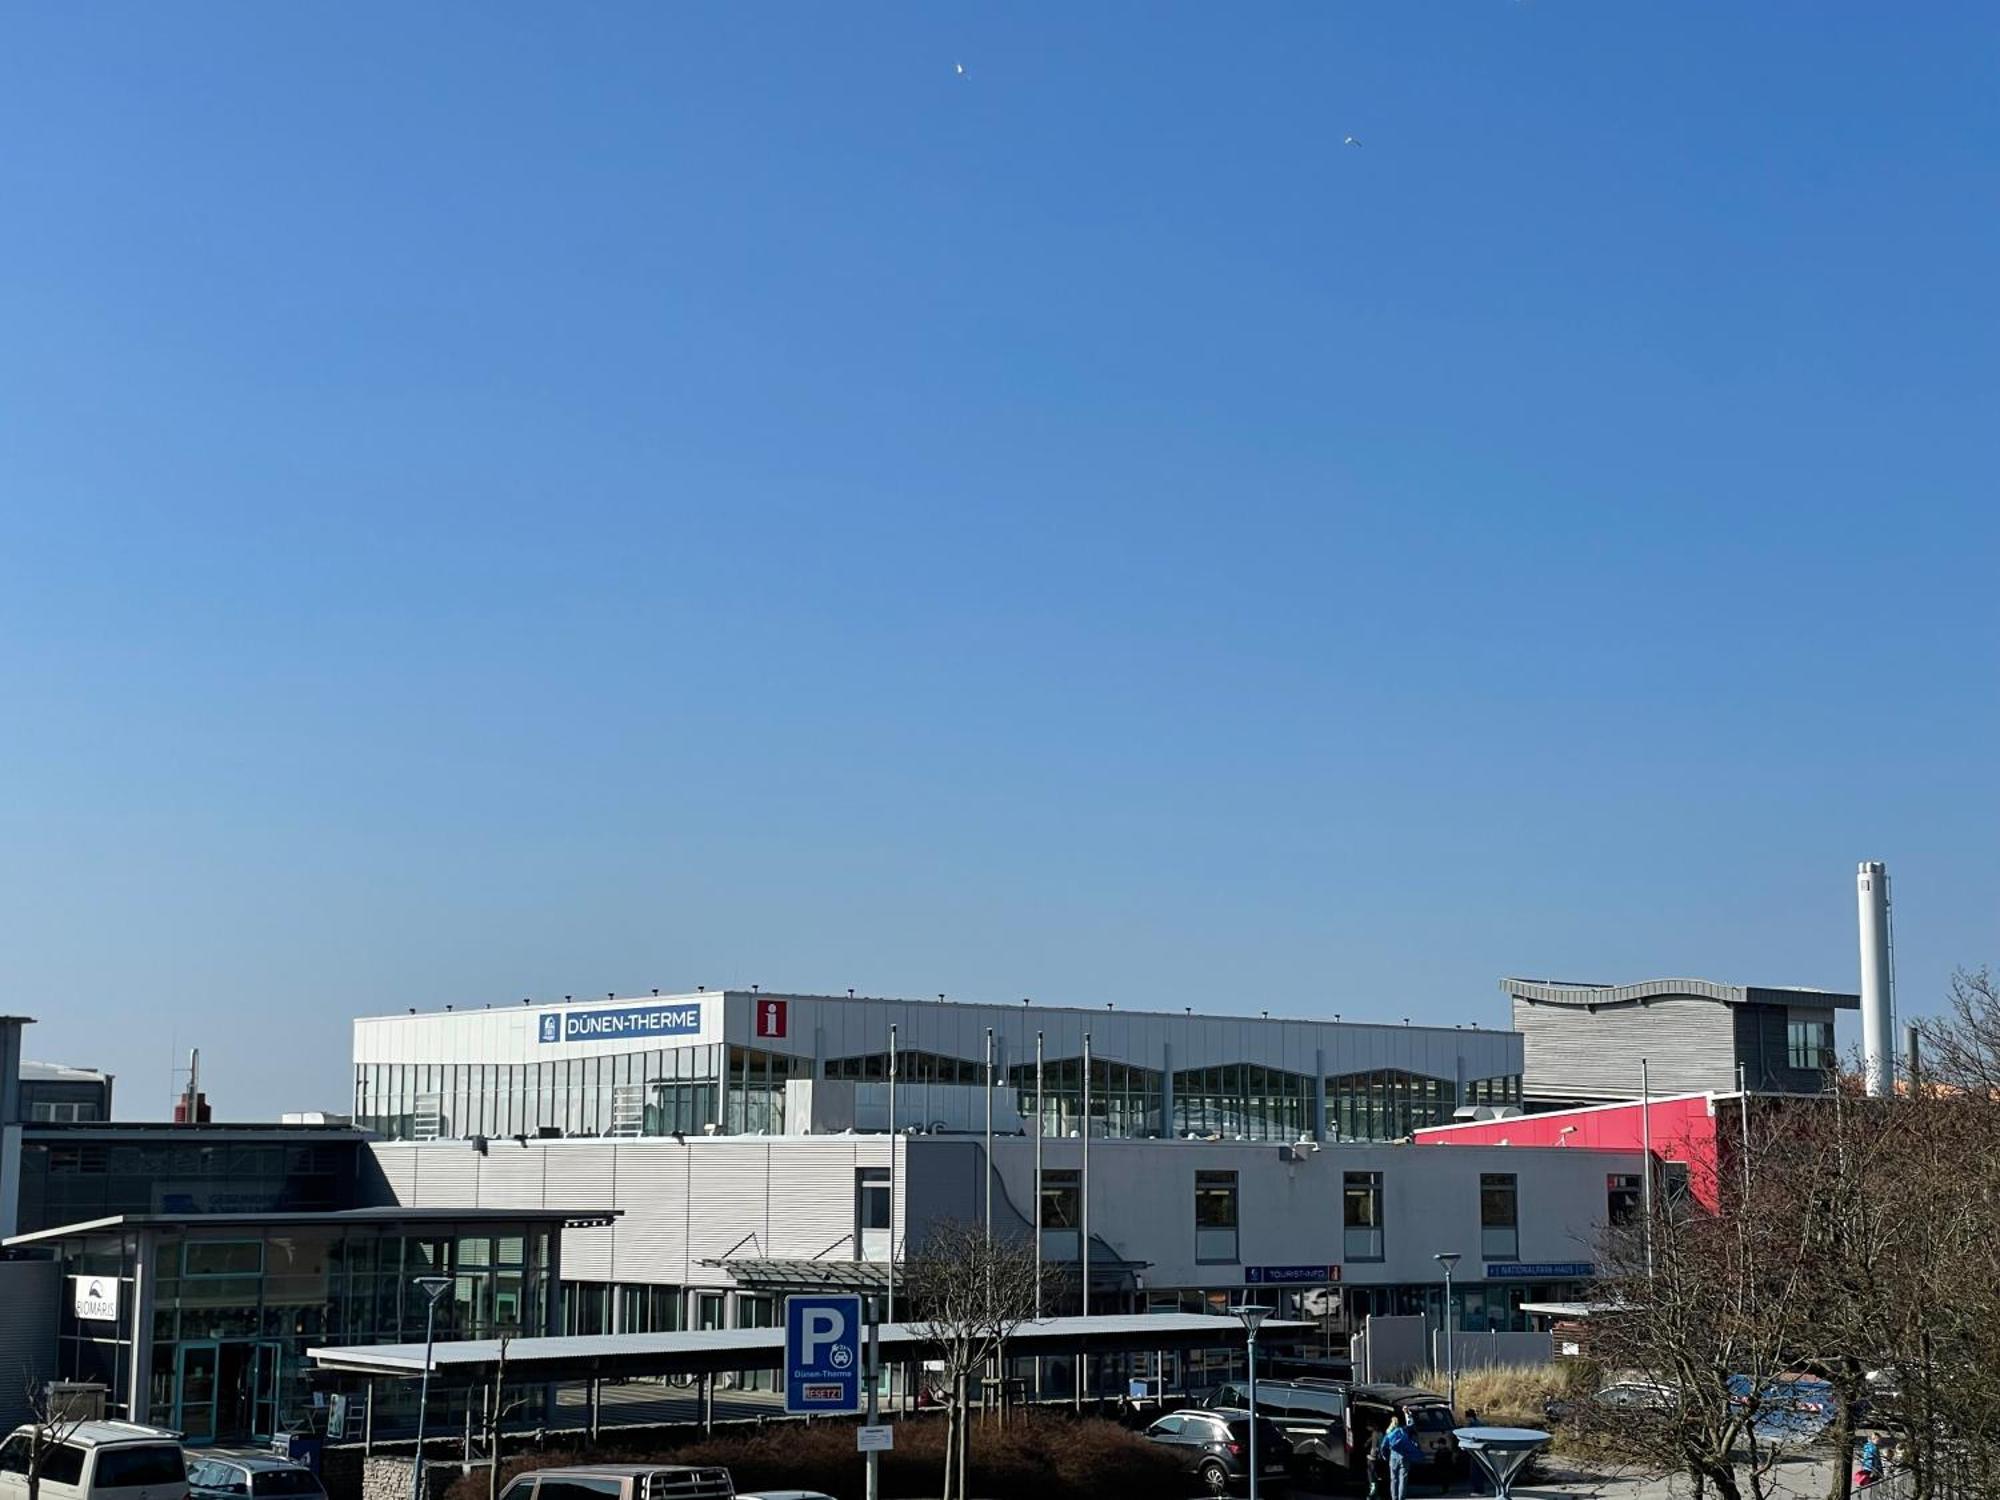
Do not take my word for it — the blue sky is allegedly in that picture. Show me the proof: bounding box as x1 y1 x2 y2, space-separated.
2 4 1994 1118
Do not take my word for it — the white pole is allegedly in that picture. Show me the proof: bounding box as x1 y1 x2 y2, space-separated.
1079 1031 1092 1409
1246 1323 1260 1500
1034 1032 1044 1315
865 1304 880 1500
984 1027 995 1243
887 1023 898 1324
1640 1059 1654 1278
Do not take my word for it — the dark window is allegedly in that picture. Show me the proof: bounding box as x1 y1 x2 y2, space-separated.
1787 1018 1836 1071
0 1436 31 1475
1147 1415 1186 1438
1343 1171 1385 1261
1039 1168 1080 1230
253 1471 327 1497
535 1481 626 1500
40 1445 88 1487
856 1167 891 1232
184 1240 263 1276
95 1446 186 1488
1480 1173 1519 1259
497 1480 535 1500
1607 1173 1643 1226
1195 1169 1240 1263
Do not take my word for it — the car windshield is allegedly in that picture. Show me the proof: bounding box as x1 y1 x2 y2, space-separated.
254 1471 327 1497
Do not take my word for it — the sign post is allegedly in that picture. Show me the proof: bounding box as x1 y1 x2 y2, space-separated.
863 1303 881 1500
785 1294 864 1416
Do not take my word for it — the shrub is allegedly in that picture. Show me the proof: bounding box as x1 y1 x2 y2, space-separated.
444 1412 1182 1500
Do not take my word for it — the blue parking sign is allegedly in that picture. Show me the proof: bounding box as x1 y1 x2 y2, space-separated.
784 1294 863 1415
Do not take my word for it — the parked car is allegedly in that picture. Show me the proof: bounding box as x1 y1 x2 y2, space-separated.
1201 1379 1349 1467
495 1465 734 1500
1143 1408 1291 1496
0 1421 188 1500
186 1451 326 1500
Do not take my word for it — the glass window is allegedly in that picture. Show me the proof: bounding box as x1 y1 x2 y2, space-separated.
40 1446 87 1487
252 1471 326 1498
0 1437 31 1475
1787 1018 1836 1071
1480 1173 1519 1259
537 1482 625 1500
1343 1171 1384 1262
96 1447 187 1488
1607 1173 1643 1226
1194 1170 1239 1263
1039 1168 1080 1230
184 1240 263 1276
856 1168 891 1231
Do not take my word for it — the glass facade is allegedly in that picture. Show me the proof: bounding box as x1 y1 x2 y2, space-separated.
50 1218 557 1446
357 1037 1520 1146
17 1137 359 1237
1009 1057 1164 1139
1173 1065 1313 1141
356 1046 727 1141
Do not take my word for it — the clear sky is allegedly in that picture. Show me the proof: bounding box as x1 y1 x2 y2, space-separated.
2 4 1994 1119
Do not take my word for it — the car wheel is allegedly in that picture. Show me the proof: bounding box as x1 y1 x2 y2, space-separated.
1199 1459 1232 1495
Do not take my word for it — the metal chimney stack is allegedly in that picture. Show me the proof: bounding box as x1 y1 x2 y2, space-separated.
1857 861 1895 1097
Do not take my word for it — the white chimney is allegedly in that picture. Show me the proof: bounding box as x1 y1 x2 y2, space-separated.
1857 861 1895 1097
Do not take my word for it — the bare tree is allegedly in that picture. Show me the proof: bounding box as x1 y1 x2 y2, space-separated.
900 1219 1043 1500
16 1374 91 1500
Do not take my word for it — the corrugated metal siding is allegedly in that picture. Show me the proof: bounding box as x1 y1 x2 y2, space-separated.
1515 994 1737 1099
603 1143 690 1285
0 1261 58 1429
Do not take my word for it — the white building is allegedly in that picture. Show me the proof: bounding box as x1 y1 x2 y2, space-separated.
354 990 1624 1369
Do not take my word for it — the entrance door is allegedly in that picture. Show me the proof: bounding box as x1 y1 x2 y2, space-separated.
216 1341 257 1441
252 1342 286 1438
177 1342 220 1443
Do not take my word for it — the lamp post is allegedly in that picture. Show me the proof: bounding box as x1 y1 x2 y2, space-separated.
408 1275 452 1500
1433 1253 1461 1409
1233 1303 1273 1500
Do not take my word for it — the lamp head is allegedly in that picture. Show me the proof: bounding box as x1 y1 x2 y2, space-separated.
1434 1252 1462 1272
1232 1302 1274 1334
413 1275 452 1305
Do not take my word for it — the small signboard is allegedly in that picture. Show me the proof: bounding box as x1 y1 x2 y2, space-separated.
1484 1261 1595 1279
72 1276 118 1322
1245 1264 1340 1285
856 1425 894 1453
784 1293 863 1415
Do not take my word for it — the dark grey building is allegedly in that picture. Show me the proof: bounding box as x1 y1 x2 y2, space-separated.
1504 976 1859 1108
19 1060 115 1122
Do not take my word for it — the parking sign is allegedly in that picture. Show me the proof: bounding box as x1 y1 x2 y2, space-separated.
784 1293 863 1415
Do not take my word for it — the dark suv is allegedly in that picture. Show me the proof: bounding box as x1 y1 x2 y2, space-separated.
1143 1409 1292 1496
1202 1379 1349 1467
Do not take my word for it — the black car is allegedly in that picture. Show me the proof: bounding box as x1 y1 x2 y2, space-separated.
1340 1386 1463 1489
1143 1408 1292 1496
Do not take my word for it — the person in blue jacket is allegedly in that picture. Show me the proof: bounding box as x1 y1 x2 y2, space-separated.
1381 1417 1425 1500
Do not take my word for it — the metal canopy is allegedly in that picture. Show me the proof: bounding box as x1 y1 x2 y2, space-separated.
4 1206 620 1249
308 1313 1310 1382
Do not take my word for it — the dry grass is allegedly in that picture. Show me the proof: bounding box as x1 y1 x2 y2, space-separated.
1413 1362 1585 1426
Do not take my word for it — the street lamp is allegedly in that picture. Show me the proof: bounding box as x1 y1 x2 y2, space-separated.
409 1275 453 1500
1433 1253 1461 1409
1233 1303 1274 1500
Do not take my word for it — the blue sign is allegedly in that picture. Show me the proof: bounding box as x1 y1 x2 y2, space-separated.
1246 1264 1340 1285
1484 1262 1595 1279
538 1002 704 1044
785 1294 863 1415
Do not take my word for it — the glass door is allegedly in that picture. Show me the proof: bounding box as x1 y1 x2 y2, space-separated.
252 1342 286 1438
177 1341 220 1443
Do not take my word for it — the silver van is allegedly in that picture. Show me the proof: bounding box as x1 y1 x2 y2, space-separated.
0 1422 188 1500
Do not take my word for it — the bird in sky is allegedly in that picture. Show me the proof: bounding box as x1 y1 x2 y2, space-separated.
1343 135 1361 147
955 62 966 76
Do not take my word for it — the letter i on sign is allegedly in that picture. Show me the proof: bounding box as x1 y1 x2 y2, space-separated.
757 999 788 1038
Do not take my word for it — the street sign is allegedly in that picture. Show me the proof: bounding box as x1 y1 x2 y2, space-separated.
784 1293 863 1415
1245 1264 1340 1285
856 1425 894 1453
